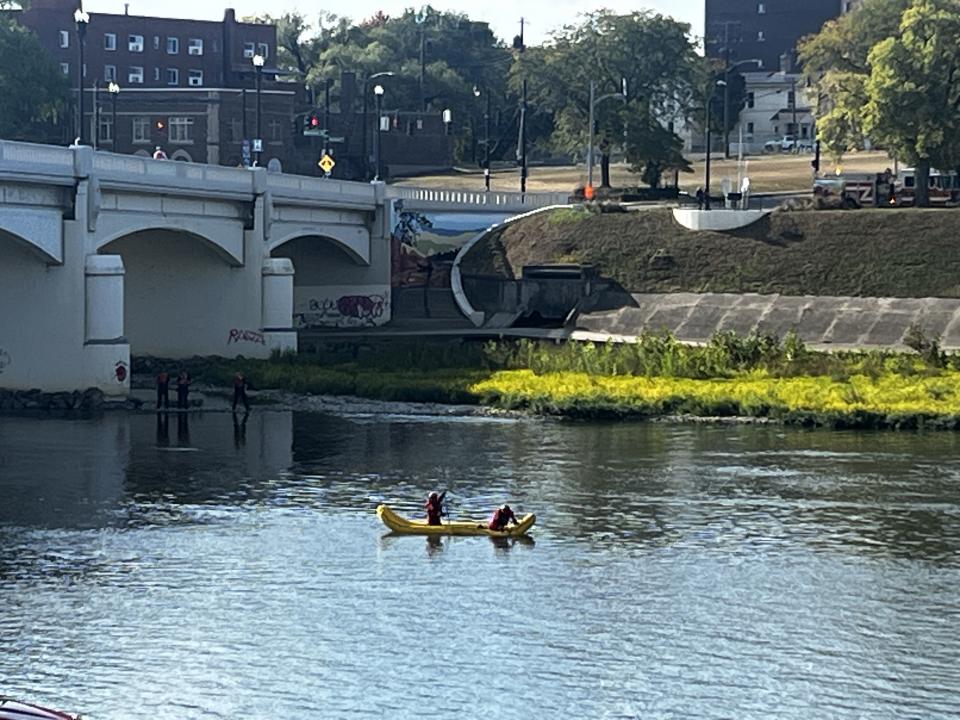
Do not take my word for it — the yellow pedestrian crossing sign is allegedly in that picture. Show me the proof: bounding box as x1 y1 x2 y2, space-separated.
318 153 336 174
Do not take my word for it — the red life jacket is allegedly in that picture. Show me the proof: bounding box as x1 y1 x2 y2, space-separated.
488 507 516 531
425 496 443 525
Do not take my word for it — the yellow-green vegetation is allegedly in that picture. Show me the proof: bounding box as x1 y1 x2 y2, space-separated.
136 330 960 430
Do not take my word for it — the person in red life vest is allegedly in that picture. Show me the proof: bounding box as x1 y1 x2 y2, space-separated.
425 490 447 526
176 369 191 409
488 504 519 531
156 370 170 410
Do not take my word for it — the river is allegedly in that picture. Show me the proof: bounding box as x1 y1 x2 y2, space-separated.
1 409 959 719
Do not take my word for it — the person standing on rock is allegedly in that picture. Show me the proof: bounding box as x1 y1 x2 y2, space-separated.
232 371 250 413
176 370 191 409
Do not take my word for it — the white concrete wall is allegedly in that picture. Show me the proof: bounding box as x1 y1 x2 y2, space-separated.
103 229 268 358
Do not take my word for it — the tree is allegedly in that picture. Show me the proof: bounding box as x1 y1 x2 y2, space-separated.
0 17 69 141
520 10 700 188
800 0 960 206
863 0 960 206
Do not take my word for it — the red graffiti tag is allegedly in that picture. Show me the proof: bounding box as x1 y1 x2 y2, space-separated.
228 328 266 345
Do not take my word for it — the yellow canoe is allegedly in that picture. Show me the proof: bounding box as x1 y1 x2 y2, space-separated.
376 504 536 537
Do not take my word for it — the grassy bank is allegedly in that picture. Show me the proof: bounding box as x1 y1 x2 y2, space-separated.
134 332 960 429
461 207 960 298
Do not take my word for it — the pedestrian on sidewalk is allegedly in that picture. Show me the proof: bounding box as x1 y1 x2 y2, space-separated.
176 369 191 409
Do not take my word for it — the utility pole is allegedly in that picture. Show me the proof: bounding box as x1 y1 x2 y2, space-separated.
484 90 491 191
723 23 730 159
516 17 527 195
419 23 427 111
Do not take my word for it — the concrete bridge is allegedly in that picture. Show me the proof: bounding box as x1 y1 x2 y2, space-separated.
0 140 565 394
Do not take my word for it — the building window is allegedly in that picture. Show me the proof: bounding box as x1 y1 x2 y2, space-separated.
128 66 143 84
243 42 255 58
746 122 755 135
154 67 160 81
104 33 117 51
788 90 796 106
188 69 203 87
132 117 150 143
60 62 70 75
747 92 755 109
99 116 114 143
229 119 242 142
129 34 143 52
104 65 117 82
257 43 269 58
758 3 765 13
59 30 70 48
153 35 160 50
757 31 765 42
166 37 179 54
188 38 203 56
269 118 282 141
166 68 179 85
169 116 194 143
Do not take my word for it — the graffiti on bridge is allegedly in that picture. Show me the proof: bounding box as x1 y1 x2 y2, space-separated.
227 328 267 345
295 294 388 328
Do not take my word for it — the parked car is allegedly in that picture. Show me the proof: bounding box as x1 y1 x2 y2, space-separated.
763 135 814 153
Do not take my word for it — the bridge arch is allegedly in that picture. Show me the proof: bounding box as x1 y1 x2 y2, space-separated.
100 227 258 357
269 232 384 329
95 219 243 266
171 149 193 162
266 227 369 265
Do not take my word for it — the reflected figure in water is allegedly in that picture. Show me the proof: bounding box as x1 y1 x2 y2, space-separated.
177 412 190 445
426 535 444 555
233 410 249 449
490 535 535 552
155 412 169 447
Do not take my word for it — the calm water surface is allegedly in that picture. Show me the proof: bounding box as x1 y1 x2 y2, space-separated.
1 410 959 719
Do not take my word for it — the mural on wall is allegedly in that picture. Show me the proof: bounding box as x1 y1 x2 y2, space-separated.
114 360 128 383
294 287 390 328
390 200 487 290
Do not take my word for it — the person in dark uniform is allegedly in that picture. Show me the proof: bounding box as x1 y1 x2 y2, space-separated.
232 371 250 412
176 370 191 409
156 370 170 410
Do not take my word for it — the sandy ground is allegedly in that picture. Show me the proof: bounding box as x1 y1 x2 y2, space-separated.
393 150 894 194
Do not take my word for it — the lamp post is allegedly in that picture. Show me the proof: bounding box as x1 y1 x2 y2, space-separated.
704 79 726 211
361 71 395 181
92 80 100 149
108 81 119 149
373 84 385 181
73 7 89 145
252 53 265 166
586 79 628 193
474 85 491 191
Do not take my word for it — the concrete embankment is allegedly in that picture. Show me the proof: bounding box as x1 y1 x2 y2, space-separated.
575 293 960 350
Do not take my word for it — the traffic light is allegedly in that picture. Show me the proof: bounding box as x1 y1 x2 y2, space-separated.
303 111 322 135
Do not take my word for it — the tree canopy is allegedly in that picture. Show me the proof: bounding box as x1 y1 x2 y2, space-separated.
799 0 960 205
520 10 700 186
0 16 69 141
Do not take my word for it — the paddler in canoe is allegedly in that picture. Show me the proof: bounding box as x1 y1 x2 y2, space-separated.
425 490 447 525
488 504 519 531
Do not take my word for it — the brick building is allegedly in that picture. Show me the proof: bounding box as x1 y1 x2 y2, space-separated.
705 0 843 72
15 0 453 177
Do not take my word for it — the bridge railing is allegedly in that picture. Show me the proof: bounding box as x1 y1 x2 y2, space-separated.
0 140 77 183
387 186 571 210
265 173 377 209
92 152 255 196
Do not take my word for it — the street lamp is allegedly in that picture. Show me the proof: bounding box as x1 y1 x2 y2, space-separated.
74 7 89 145
361 71 395 181
252 53 265 166
373 84 385 181
586 80 627 193
704 79 726 211
108 81 120 149
474 85 491 191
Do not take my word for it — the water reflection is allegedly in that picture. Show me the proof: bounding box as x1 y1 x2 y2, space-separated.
1 414 960 719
